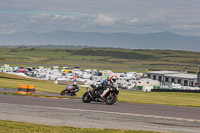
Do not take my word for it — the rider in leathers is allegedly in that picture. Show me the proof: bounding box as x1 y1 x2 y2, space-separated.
95 75 117 100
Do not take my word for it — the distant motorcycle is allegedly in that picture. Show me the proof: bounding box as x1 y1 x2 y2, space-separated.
82 84 119 105
60 85 80 96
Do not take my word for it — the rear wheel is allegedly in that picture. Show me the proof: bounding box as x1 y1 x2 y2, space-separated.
60 90 66 95
82 92 92 103
105 93 117 105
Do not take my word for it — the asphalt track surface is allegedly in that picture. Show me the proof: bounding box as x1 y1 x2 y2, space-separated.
1 94 200 133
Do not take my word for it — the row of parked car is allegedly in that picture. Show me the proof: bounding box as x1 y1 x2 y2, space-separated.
1 64 149 90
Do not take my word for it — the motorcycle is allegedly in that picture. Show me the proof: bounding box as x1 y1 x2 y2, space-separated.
82 84 119 105
60 85 80 96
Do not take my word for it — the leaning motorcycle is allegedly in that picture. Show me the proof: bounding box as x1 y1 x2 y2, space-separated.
60 85 79 96
82 84 119 105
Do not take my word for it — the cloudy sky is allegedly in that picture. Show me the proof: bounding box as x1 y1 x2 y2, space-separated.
0 0 200 36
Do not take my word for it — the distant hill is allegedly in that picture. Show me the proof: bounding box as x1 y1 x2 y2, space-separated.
0 30 200 51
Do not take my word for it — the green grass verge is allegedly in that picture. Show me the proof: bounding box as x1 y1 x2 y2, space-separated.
118 90 200 107
0 120 162 133
1 72 200 107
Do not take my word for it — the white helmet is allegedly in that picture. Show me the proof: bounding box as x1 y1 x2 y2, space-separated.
110 75 117 83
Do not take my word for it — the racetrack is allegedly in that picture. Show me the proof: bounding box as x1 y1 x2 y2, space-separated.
0 94 200 133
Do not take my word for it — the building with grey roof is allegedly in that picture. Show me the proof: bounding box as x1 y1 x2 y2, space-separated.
146 70 198 87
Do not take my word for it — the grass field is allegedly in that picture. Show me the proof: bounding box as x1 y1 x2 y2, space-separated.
1 72 200 107
0 47 200 73
0 120 162 133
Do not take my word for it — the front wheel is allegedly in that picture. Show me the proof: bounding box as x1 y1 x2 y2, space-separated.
82 92 92 103
60 90 66 95
105 93 117 105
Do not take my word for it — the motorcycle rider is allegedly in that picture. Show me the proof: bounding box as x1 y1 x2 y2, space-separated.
95 75 117 100
102 75 117 87
72 82 80 94
65 82 80 95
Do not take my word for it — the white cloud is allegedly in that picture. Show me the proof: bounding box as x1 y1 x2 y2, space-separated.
30 14 76 24
95 14 116 26
51 14 76 21
130 18 138 23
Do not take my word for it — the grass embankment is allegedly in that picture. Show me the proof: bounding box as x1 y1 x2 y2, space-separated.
1 72 200 107
0 47 200 72
0 72 65 93
0 120 161 133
